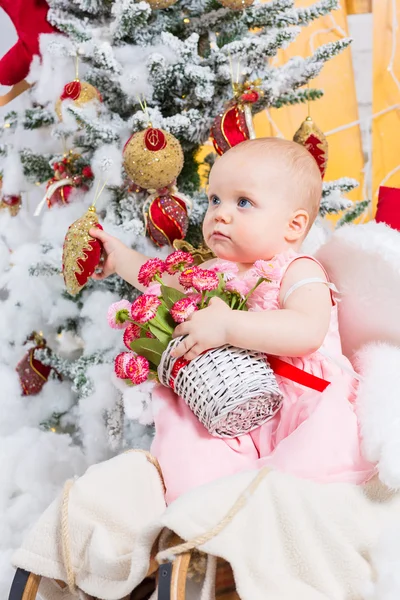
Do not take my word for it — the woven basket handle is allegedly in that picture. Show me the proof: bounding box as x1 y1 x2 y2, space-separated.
8 569 41 600
158 552 193 600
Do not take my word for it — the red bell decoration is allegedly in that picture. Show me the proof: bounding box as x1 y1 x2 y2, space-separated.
62 206 103 295
145 193 189 247
376 186 400 232
293 116 328 178
16 332 52 396
210 79 261 155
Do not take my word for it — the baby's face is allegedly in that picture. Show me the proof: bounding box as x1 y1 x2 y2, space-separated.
203 151 294 266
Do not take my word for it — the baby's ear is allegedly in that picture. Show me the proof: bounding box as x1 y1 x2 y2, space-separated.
286 209 309 241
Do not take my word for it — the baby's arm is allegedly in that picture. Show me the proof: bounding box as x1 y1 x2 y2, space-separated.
226 259 332 356
172 258 332 360
89 228 182 292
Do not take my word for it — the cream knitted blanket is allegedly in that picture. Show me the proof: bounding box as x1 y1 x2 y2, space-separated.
12 449 400 600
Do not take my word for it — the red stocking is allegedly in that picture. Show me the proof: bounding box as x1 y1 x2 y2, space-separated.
0 0 57 86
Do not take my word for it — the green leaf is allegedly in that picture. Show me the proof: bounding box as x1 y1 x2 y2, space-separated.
153 303 174 334
161 285 186 310
129 337 166 367
148 322 171 346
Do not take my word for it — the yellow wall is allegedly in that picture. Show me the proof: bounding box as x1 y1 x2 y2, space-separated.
255 0 365 203
372 0 400 213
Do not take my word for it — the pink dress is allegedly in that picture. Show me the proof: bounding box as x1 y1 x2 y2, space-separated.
151 251 375 504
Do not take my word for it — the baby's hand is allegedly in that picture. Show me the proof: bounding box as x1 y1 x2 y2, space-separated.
171 297 232 361
89 228 127 280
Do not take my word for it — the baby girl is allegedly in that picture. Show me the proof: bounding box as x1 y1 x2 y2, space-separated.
90 138 375 504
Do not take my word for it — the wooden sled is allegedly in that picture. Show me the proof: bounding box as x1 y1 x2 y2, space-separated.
8 553 239 600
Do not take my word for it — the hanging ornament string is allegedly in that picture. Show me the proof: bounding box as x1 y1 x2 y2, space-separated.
90 178 108 210
75 52 80 81
137 95 151 126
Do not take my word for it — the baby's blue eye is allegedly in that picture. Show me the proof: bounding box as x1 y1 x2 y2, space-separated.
238 198 251 208
210 195 220 206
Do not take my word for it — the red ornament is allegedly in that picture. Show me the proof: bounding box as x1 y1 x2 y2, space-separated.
0 0 58 86
62 208 104 295
46 183 74 208
146 194 189 247
39 152 94 213
82 165 93 179
211 102 250 156
376 186 400 232
55 80 102 121
0 193 21 216
60 80 81 101
293 116 328 178
210 80 260 155
16 332 52 396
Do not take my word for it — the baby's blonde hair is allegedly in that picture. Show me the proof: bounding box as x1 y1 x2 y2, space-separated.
224 137 323 230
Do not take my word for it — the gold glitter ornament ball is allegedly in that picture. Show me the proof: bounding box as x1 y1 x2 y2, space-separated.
55 80 102 121
146 0 177 8
123 127 184 191
218 0 254 9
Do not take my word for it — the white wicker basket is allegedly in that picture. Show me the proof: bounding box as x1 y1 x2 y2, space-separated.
157 337 283 438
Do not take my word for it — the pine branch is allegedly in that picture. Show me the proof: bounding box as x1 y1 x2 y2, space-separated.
111 0 152 43
322 178 359 196
271 87 323 108
337 200 370 227
29 263 61 277
296 0 339 24
20 150 53 183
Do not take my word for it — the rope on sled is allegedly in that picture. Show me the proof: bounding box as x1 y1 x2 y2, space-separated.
156 466 271 563
61 479 77 595
124 449 166 493
60 450 165 596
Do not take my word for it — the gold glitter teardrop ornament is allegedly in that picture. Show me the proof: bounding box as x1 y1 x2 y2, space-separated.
62 206 103 296
293 116 328 178
123 127 184 192
55 80 102 121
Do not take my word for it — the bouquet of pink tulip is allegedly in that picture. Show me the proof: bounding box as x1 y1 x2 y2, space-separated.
108 250 284 437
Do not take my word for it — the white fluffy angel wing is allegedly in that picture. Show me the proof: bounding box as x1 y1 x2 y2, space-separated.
316 222 400 360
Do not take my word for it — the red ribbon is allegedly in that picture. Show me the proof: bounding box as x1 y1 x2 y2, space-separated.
267 356 330 392
168 353 331 394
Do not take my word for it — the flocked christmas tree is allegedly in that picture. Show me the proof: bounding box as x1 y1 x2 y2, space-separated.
0 0 367 590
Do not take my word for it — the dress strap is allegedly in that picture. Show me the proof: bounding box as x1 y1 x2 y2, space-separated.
282 278 339 307
279 254 338 307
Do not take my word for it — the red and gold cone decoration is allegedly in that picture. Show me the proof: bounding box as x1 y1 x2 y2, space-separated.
293 116 328 178
16 332 52 396
62 206 103 296
210 79 262 155
145 192 189 247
